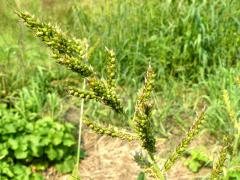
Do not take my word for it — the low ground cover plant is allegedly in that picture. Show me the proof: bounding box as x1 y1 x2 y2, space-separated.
0 64 84 179
183 147 212 173
16 11 237 179
0 101 81 179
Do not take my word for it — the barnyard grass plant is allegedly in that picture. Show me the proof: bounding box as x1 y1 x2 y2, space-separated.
17 11 232 179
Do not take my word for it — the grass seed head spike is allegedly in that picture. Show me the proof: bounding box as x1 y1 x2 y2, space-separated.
16 11 88 59
163 108 206 172
105 47 117 90
88 78 124 113
83 118 138 141
223 89 238 129
53 54 94 77
133 66 156 153
210 136 232 180
67 87 97 100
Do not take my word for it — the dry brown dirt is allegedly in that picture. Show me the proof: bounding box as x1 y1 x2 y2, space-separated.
45 128 216 180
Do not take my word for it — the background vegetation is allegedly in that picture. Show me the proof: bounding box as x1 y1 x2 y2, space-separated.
0 0 239 179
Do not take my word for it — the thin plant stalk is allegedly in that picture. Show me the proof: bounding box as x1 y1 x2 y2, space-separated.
148 154 165 180
233 131 240 157
76 79 86 171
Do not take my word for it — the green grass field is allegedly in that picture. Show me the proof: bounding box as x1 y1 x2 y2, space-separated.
0 0 240 179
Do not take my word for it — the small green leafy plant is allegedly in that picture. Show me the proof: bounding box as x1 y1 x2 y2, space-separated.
0 103 80 180
183 147 212 173
16 11 233 180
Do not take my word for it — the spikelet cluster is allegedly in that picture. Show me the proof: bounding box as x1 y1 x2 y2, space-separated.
222 89 240 134
88 78 123 113
17 11 93 77
68 87 97 100
133 66 156 153
83 119 137 141
68 79 123 113
163 109 205 172
223 90 237 126
53 53 93 77
210 136 231 180
105 48 116 90
16 11 87 58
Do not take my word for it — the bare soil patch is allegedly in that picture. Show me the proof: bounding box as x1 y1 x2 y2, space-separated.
46 128 216 180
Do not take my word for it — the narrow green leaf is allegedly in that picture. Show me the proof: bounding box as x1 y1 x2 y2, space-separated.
137 172 146 180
